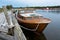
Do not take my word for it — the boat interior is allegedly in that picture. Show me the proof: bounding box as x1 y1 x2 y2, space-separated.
17 12 51 24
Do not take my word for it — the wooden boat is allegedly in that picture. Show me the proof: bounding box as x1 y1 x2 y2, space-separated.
16 12 51 33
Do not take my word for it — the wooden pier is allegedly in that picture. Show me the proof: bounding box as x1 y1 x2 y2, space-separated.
0 6 27 40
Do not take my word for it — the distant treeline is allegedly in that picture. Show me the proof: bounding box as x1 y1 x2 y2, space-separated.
0 5 60 11
25 6 60 9
12 6 60 9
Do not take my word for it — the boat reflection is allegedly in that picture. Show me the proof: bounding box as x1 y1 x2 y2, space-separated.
21 28 47 40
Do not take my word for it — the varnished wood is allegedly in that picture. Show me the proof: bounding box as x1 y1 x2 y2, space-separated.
16 13 51 33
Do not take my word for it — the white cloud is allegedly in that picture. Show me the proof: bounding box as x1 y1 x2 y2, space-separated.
0 0 60 7
12 0 60 6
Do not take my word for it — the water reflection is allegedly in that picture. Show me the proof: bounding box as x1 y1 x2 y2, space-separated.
22 28 47 40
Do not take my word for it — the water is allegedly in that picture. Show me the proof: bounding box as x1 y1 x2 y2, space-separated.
22 10 60 40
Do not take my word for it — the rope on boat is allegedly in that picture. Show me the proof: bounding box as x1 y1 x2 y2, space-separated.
20 23 39 31
15 10 40 31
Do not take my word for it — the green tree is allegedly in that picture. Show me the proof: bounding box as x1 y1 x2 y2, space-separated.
6 5 12 10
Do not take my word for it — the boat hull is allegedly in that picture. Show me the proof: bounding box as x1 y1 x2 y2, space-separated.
18 20 48 33
16 13 51 33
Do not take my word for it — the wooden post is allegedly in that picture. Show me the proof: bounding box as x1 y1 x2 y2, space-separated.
2 6 10 25
3 6 14 35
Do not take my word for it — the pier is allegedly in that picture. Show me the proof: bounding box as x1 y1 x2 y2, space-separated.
0 6 26 40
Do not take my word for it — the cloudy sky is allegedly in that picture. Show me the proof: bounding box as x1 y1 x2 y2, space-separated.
0 0 60 8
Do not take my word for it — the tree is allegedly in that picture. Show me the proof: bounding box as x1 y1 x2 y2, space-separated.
6 5 12 10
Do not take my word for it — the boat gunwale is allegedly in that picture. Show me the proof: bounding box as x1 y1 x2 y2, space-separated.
16 15 51 24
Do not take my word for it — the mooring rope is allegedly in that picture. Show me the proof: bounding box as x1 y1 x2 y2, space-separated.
20 23 39 31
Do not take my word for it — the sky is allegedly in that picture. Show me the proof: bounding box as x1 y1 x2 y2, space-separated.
0 0 60 8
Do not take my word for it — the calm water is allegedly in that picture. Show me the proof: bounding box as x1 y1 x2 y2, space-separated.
22 10 60 40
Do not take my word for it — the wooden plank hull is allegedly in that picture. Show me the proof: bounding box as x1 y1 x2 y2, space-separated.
18 20 48 33
16 13 51 33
